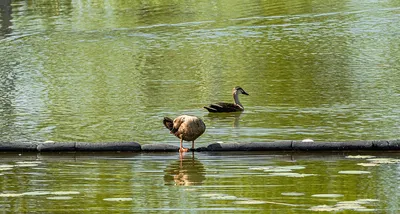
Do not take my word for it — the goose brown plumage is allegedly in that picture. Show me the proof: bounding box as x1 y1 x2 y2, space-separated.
163 115 206 152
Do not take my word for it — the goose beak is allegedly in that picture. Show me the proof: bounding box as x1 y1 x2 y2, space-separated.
243 91 249 95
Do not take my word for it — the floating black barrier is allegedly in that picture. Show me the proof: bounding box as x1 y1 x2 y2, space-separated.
0 142 38 152
30 141 141 152
291 141 374 151
0 140 400 152
141 144 180 152
75 142 141 152
207 141 293 151
37 142 75 152
371 140 400 150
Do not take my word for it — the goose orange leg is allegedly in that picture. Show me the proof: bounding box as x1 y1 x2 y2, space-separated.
179 138 189 153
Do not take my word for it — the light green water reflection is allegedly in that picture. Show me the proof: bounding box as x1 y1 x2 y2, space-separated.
1 1 400 145
0 152 399 213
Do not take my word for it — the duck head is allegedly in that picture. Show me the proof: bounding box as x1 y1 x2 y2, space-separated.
233 86 249 96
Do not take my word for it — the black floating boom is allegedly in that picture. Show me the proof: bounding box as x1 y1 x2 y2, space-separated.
0 140 400 152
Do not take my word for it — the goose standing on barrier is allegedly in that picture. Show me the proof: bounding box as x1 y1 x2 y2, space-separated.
163 115 206 152
204 86 249 112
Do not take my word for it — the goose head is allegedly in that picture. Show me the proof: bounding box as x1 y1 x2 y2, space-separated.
170 116 185 134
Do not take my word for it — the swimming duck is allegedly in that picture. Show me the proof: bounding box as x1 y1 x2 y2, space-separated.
163 115 206 152
204 86 249 112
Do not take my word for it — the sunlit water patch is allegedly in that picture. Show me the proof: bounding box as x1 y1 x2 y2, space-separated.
47 196 73 200
311 194 344 198
281 192 305 197
338 170 371 175
309 198 379 212
103 198 133 202
366 158 400 164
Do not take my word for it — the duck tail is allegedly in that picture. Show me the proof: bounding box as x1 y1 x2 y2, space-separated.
163 117 174 131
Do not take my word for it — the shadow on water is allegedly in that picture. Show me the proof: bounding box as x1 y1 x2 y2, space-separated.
0 0 17 142
164 152 206 186
0 0 12 39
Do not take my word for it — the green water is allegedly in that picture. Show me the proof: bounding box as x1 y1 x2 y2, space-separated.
1 0 399 145
0 152 399 213
1 0 400 212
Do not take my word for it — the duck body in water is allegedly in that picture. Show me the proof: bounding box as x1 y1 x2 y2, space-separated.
204 86 249 113
163 115 206 152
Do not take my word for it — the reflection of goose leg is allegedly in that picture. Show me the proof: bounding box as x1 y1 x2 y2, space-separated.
179 138 189 153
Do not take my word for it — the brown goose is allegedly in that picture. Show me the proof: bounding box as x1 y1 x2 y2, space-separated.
204 86 249 112
163 115 206 152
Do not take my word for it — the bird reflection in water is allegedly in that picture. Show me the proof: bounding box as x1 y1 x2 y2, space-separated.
164 152 206 186
205 112 242 128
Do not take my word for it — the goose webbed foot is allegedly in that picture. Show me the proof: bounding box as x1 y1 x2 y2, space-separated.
179 147 189 153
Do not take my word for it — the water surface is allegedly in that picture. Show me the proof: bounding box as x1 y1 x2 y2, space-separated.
1 2 400 212
1 0 400 145
0 152 399 213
